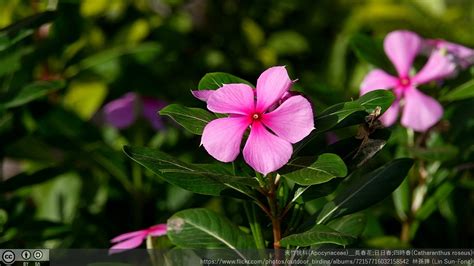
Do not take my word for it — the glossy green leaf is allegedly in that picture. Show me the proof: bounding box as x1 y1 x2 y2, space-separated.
1 80 65 109
355 89 395 114
350 34 393 71
282 153 347 185
280 224 355 247
167 208 255 253
198 72 253 90
327 213 366 237
315 101 364 132
295 179 341 203
123 146 257 196
440 79 474 102
159 104 216 135
317 158 413 224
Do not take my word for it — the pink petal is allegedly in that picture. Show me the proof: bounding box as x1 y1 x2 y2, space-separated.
147 224 167 237
262 95 314 143
142 97 166 130
110 229 146 243
109 235 145 254
103 93 138 129
379 100 400 127
243 122 292 175
384 30 422 77
425 39 474 69
201 117 250 162
360 69 398 95
206 84 255 115
191 90 214 102
444 42 474 69
255 66 293 113
401 88 443 132
412 51 457 85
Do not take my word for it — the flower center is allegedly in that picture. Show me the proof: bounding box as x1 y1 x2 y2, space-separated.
399 77 411 87
251 113 261 121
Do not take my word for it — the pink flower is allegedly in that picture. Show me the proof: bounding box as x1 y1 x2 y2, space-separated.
423 39 474 69
360 30 456 132
109 224 167 254
102 93 166 130
200 66 314 175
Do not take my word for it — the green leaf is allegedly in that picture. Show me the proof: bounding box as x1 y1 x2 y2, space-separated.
317 158 413 224
167 208 255 254
315 101 364 132
159 104 216 135
123 146 257 196
440 79 474 102
1 80 65 109
198 72 253 90
0 30 33 52
355 89 395 114
392 178 410 221
350 34 393 71
0 11 57 36
280 224 355 247
327 213 366 237
282 153 347 185
0 46 33 77
296 179 341 203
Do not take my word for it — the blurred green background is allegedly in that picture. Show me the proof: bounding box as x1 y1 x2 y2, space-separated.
0 0 473 249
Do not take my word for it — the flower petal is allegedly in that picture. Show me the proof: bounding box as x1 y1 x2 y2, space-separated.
243 122 292 175
255 66 292 112
191 90 214 102
401 88 443 132
147 224 167 237
262 95 314 143
360 69 398 95
109 235 145 254
206 84 255 115
384 30 422 77
379 100 400 127
412 51 457 84
424 39 474 69
201 117 249 162
111 229 146 243
142 97 166 130
103 93 137 129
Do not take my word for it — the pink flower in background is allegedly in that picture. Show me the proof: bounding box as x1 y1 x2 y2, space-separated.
102 93 166 130
423 39 474 69
360 30 456 132
201 66 314 175
109 224 167 254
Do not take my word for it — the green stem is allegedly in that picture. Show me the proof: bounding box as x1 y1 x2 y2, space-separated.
244 202 266 249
